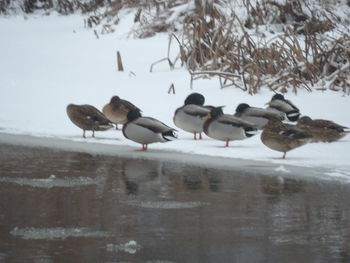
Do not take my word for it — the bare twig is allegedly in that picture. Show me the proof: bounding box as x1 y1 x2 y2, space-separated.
168 83 176 94
117 51 124 72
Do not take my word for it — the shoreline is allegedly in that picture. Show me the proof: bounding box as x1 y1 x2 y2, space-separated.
0 132 347 184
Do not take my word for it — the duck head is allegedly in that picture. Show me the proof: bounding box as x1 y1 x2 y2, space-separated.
235 103 250 114
203 107 224 120
127 109 142 121
110 96 121 104
271 93 285 101
297 116 313 125
184 93 205 106
265 93 285 106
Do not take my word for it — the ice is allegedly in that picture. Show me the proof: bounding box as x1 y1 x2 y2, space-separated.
106 240 142 254
0 175 102 188
125 200 209 209
274 165 291 173
145 261 175 263
10 227 111 240
324 172 350 183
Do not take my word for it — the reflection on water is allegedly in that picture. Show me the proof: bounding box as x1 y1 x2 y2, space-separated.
0 144 350 263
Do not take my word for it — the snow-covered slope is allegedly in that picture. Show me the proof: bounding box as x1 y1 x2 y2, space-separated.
0 13 349 177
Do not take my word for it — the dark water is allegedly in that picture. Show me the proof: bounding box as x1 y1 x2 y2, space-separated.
0 144 350 263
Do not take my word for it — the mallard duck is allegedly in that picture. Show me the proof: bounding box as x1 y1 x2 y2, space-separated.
297 115 349 142
266 94 300 122
102 96 141 129
261 119 312 159
203 107 258 147
66 104 114 138
123 109 177 151
173 93 213 140
234 103 285 129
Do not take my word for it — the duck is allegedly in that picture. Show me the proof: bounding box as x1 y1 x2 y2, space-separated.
297 115 349 142
266 93 300 122
102 96 141 129
66 104 114 138
203 107 258 147
234 103 285 129
261 119 312 159
173 93 214 140
123 109 177 151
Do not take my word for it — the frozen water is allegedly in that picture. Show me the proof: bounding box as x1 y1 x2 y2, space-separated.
10 227 111 240
106 240 142 254
0 175 102 188
1 143 350 263
275 165 291 173
125 200 209 209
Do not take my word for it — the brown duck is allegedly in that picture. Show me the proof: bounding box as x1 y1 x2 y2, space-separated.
66 104 113 138
261 119 312 159
297 116 349 142
103 96 141 129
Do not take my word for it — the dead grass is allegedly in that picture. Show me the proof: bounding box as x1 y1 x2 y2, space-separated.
172 0 350 94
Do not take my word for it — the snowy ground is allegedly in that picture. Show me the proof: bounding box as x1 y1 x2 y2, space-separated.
0 12 350 180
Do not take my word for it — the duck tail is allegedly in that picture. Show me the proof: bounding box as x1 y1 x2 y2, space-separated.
286 110 300 122
341 125 350 132
162 130 178 141
244 127 258 137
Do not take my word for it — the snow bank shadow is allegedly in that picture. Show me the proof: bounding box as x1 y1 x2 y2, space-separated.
66 135 121 142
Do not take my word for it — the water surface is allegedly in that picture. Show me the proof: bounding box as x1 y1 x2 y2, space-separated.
0 144 349 263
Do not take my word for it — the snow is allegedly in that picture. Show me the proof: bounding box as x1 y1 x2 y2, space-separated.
0 13 350 179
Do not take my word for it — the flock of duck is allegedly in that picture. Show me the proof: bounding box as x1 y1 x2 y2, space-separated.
66 93 349 159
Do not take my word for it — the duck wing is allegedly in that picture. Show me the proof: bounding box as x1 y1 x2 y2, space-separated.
134 117 175 133
218 115 256 128
183 104 211 117
78 105 112 125
312 119 348 132
268 100 296 112
245 107 285 120
183 104 210 117
285 99 299 111
279 123 311 139
120 99 141 111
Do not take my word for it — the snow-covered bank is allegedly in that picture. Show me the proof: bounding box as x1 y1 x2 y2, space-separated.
2 132 350 185
0 14 350 179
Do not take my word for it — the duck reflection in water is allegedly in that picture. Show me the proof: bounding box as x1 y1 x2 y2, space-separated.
182 168 222 192
261 176 305 201
121 159 167 196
